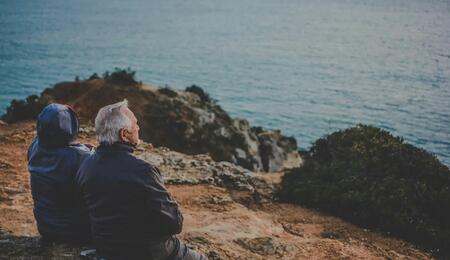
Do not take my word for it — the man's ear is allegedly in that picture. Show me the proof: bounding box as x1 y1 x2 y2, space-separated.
119 128 127 142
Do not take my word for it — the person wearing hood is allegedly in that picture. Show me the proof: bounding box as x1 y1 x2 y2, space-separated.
27 103 92 245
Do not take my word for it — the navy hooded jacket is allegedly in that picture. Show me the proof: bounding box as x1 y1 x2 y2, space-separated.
27 103 92 243
76 142 183 257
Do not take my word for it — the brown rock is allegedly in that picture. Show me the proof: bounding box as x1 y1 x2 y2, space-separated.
2 77 301 172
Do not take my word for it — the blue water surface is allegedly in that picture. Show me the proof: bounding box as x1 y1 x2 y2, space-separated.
1 0 449 165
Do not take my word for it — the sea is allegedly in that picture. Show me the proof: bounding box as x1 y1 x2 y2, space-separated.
1 0 449 165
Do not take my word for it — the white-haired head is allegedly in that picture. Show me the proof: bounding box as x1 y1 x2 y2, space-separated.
95 100 132 145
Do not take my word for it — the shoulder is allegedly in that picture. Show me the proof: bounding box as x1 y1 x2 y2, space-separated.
69 143 92 155
131 156 164 184
62 143 91 163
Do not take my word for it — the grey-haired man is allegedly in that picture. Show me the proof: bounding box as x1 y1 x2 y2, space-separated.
76 100 206 259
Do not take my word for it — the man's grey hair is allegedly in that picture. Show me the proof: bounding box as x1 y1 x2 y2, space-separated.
95 100 132 145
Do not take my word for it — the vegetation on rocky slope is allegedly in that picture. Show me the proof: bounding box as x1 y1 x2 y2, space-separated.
278 125 450 257
1 95 47 123
1 68 139 123
1 70 300 172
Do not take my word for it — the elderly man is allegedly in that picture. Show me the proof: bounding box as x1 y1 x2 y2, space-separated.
76 100 206 259
28 104 92 245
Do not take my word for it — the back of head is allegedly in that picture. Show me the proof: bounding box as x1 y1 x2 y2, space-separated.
37 103 79 148
95 100 132 145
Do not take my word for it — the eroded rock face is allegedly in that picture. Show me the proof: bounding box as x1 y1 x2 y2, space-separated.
3 78 301 172
136 143 262 193
253 128 302 172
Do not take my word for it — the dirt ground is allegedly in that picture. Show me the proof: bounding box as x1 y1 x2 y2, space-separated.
0 122 433 259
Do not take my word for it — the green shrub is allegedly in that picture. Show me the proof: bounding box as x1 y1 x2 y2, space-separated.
186 85 211 103
103 67 138 86
88 73 100 80
278 125 450 256
158 86 178 97
1 95 48 123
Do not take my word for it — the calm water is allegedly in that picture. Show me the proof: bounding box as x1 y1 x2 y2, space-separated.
1 0 449 165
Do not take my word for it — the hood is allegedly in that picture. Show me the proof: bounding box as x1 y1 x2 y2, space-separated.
37 103 79 147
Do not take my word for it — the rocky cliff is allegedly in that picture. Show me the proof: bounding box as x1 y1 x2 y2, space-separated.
2 73 301 172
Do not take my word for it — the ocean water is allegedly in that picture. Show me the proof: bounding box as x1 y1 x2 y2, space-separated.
1 0 449 165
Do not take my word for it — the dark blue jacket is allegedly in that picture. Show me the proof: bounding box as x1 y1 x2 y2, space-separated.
76 142 183 257
27 104 91 243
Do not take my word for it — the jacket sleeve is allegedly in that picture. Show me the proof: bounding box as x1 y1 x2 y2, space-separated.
139 164 184 236
27 137 38 161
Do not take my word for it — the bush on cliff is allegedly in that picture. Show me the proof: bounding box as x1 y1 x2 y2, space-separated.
1 95 48 123
278 125 450 256
88 73 100 80
186 85 212 103
102 67 139 86
158 86 178 97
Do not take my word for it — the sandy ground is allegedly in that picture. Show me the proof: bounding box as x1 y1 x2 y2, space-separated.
0 122 433 259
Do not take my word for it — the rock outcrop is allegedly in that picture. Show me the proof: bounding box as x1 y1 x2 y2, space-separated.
2 74 301 172
79 126 276 202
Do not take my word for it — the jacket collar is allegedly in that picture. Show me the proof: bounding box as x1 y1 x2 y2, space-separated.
97 142 135 153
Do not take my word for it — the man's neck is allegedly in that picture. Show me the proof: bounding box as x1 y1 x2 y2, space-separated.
98 141 135 153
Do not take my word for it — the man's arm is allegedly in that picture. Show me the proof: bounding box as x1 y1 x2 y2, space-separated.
139 163 183 236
